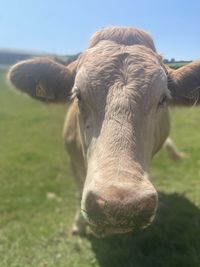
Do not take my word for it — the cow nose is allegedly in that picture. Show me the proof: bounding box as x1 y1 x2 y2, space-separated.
82 187 158 233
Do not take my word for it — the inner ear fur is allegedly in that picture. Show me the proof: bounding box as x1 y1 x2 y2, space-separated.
168 60 200 105
8 57 76 103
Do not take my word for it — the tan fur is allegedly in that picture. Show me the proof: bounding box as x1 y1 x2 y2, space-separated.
66 41 169 235
164 137 186 161
168 61 200 105
8 57 74 102
63 102 85 193
89 26 156 52
8 26 200 236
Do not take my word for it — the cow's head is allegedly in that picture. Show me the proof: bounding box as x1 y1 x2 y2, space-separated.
8 27 200 236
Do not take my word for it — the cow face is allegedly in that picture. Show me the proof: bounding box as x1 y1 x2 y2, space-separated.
8 26 200 236
73 41 170 235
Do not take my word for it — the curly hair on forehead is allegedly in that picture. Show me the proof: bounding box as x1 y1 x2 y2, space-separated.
89 26 157 52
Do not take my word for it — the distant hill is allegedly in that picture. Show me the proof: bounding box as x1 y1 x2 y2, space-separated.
0 49 191 70
0 50 80 69
164 59 192 69
167 61 192 69
0 50 35 66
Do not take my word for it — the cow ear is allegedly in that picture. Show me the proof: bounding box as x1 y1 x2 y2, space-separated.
8 57 77 103
167 61 200 105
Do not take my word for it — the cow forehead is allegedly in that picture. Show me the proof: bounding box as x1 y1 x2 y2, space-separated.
75 41 166 98
78 40 161 70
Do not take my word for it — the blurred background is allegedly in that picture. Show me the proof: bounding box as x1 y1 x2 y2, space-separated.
1 0 200 68
0 1 200 267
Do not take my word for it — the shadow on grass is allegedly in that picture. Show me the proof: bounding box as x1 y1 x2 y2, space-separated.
88 192 200 267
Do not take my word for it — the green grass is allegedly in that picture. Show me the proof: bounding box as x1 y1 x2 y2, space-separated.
168 62 188 69
0 70 199 267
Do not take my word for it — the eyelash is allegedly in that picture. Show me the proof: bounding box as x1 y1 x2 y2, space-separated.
76 92 82 101
158 95 168 107
72 86 82 101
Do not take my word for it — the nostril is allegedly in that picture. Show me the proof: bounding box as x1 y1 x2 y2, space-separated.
135 192 158 226
83 192 107 223
139 193 157 211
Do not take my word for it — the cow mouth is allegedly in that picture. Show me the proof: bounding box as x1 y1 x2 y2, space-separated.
89 224 133 237
82 208 156 237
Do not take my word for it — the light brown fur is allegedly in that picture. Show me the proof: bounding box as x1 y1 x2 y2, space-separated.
89 26 156 52
8 26 200 236
168 61 200 105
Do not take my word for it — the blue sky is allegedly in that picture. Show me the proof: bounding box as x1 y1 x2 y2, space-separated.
1 0 200 60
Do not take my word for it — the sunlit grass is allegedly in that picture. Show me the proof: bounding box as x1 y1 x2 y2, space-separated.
0 70 199 267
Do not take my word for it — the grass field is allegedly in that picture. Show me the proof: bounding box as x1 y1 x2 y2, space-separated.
0 69 200 267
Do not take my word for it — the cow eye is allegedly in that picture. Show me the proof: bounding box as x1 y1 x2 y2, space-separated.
76 91 82 102
73 86 82 101
158 94 168 107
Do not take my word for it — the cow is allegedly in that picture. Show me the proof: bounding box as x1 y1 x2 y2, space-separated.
163 137 186 161
8 26 200 237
